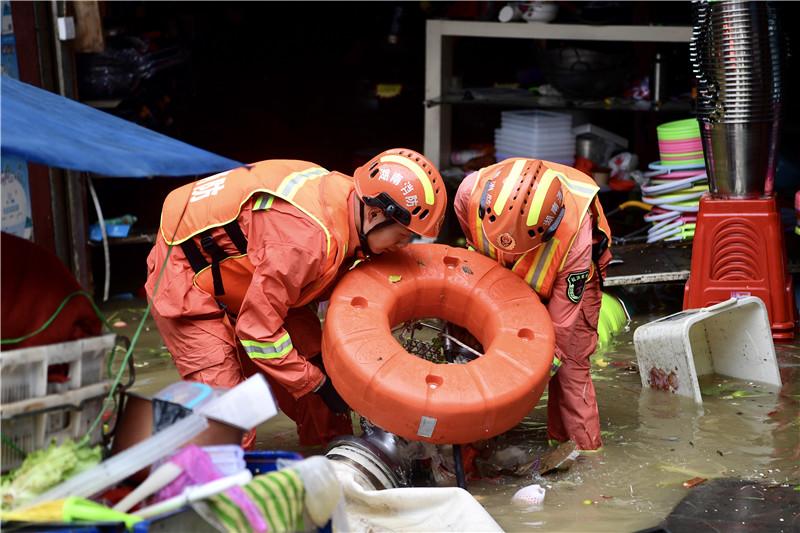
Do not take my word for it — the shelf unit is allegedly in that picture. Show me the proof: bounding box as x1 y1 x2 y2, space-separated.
427 90 693 113
424 20 693 168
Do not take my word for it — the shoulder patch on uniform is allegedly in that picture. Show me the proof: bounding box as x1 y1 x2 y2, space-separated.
566 270 590 304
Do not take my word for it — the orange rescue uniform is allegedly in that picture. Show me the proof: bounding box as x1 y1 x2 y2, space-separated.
455 162 611 450
146 161 359 447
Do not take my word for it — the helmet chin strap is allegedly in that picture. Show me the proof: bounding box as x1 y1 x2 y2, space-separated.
358 201 399 257
357 200 374 257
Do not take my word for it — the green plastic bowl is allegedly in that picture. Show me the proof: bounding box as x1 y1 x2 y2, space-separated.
657 119 700 141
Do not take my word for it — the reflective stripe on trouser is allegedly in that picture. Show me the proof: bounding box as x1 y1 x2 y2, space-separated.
546 274 603 450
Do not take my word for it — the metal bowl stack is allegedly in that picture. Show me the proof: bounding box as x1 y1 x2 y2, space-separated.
690 0 782 198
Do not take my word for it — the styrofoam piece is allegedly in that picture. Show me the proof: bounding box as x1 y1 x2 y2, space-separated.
198 373 277 430
30 413 209 504
633 297 781 403
0 333 116 403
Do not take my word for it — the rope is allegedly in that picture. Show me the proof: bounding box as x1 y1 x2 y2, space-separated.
1 433 28 458
79 244 174 446
0 290 113 346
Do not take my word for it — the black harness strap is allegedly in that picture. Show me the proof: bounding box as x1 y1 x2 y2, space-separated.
180 240 209 273
200 235 229 296
223 220 248 255
179 220 249 298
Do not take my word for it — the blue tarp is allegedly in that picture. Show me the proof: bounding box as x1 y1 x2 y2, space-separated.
1 76 242 177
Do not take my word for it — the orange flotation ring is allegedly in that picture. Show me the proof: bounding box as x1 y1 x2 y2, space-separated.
322 243 555 444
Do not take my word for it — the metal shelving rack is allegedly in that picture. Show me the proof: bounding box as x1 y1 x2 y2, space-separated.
424 20 693 168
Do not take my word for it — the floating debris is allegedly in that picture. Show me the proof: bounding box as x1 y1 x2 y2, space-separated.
539 441 579 475
648 367 679 392
682 477 707 488
113 321 127 328
388 275 402 283
511 484 545 508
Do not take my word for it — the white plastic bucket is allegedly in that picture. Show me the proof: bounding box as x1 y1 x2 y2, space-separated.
633 297 781 403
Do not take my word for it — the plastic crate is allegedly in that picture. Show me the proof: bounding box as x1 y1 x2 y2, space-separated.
1 383 109 472
244 450 303 475
633 297 781 403
0 334 116 404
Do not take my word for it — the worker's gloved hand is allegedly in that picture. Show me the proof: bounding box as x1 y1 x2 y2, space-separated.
314 375 350 414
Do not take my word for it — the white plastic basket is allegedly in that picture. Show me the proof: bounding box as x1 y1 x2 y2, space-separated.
1 382 109 472
633 297 781 403
0 333 116 403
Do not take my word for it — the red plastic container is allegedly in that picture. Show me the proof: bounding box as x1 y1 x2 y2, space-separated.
684 196 797 340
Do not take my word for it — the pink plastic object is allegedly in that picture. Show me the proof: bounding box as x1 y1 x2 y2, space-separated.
646 169 706 180
156 445 266 532
658 140 702 152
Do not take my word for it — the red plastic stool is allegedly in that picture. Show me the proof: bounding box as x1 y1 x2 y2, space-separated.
683 195 797 340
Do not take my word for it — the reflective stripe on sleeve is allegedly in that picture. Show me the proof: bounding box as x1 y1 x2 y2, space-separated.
241 333 293 359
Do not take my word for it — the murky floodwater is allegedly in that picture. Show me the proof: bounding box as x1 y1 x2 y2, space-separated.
107 301 799 532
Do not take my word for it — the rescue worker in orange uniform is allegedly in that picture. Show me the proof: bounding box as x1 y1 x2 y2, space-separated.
454 158 612 450
146 149 447 448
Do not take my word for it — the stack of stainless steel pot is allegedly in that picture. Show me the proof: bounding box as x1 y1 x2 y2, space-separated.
691 1 782 198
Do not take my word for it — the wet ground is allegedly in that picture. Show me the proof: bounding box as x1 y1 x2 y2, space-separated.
106 294 800 532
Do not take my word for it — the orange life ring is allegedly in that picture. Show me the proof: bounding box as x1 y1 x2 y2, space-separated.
322 243 555 444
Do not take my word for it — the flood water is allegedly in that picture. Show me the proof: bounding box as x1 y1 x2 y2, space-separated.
108 297 800 532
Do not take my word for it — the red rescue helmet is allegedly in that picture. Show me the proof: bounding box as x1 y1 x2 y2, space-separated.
479 158 566 254
353 148 447 238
